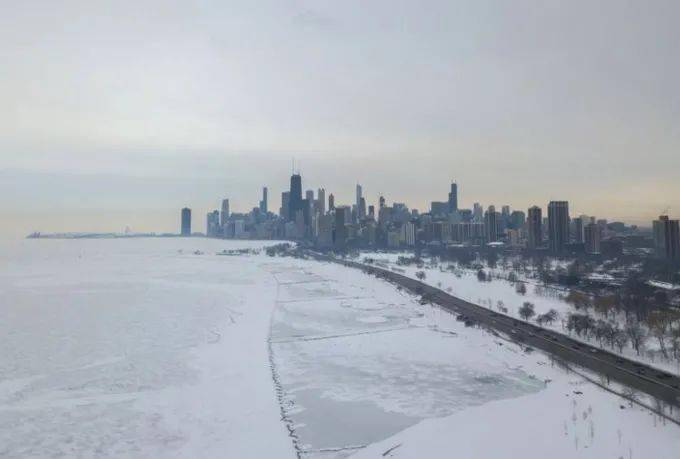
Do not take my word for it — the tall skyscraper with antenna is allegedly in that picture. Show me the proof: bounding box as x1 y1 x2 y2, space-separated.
288 173 302 222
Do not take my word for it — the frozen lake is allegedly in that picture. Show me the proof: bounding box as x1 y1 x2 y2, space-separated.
268 262 545 457
1 238 679 458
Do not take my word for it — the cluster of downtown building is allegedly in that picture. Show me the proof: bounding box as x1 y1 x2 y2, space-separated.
179 172 680 261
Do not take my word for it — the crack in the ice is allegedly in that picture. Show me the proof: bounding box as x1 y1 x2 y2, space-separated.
270 326 415 344
276 295 371 304
268 273 304 459
300 444 367 453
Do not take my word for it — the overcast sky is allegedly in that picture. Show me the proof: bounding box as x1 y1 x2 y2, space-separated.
2 0 679 236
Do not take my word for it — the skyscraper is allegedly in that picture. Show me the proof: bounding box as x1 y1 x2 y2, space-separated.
473 203 483 223
573 217 584 244
500 205 511 231
206 210 220 237
358 197 366 220
181 208 191 236
584 223 601 254
527 206 542 249
259 187 268 214
317 188 326 215
288 174 302 222
328 193 335 211
356 184 363 212
653 216 680 260
510 210 526 230
220 199 230 227
334 206 348 249
280 192 290 219
448 182 458 213
548 201 570 252
379 195 385 209
484 205 498 242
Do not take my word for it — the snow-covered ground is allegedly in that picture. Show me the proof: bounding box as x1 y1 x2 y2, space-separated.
1 239 679 458
357 251 680 375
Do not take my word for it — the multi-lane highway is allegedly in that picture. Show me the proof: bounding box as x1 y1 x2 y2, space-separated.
308 252 680 409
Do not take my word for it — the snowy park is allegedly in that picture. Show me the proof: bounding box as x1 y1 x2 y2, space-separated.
1 239 680 458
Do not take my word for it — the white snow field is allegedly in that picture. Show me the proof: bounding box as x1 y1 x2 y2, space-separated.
2 239 680 458
0 238 294 458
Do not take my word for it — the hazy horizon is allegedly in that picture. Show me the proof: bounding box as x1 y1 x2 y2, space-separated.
3 0 680 238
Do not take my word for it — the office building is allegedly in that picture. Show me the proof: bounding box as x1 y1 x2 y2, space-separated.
510 210 526 230
430 201 448 216
473 203 483 223
288 174 302 221
328 193 335 211
448 182 458 213
358 197 366 220
280 192 290 219
356 184 363 213
221 199 230 227
259 187 268 214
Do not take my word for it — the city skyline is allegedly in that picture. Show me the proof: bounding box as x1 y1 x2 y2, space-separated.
10 165 678 239
170 169 678 263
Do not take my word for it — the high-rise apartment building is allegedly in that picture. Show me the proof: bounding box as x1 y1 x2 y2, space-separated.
317 188 326 215
334 206 348 249
573 217 584 244
206 210 220 237
181 208 191 236
484 205 498 242
653 216 680 260
527 206 542 249
548 201 570 252
584 223 601 254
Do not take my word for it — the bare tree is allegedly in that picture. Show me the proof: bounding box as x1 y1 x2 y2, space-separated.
515 283 527 295
625 320 647 356
536 309 559 326
648 313 669 358
612 329 628 353
670 328 680 361
519 302 536 321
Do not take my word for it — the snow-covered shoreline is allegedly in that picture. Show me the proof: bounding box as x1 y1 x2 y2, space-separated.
354 251 680 376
